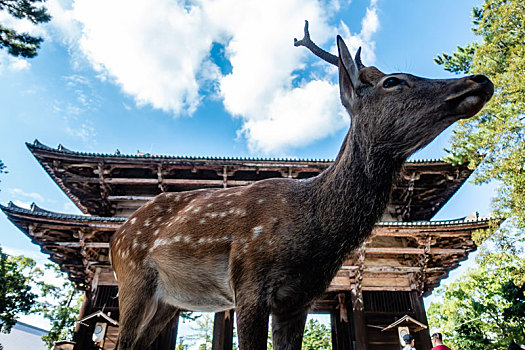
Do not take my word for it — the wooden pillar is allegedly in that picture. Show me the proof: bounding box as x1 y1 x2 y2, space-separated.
350 290 368 350
410 291 431 350
73 291 94 350
330 293 354 350
148 312 180 350
212 310 235 350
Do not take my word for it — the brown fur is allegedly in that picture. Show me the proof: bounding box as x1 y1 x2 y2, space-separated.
111 37 493 350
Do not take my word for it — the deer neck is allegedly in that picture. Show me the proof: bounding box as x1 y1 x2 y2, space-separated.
308 124 404 250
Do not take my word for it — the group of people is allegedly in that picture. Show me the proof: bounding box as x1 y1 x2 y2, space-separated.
401 331 451 350
401 332 525 349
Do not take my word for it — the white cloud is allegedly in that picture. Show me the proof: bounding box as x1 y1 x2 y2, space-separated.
7 188 44 202
46 0 380 154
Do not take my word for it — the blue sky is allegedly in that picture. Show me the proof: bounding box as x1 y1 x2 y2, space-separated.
0 0 495 329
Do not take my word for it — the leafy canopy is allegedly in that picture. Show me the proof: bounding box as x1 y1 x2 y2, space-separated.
428 252 525 350
32 264 82 349
0 0 51 58
435 0 525 250
0 245 38 333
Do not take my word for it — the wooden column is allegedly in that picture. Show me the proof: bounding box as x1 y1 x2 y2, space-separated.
330 293 354 350
410 291 431 350
148 312 180 350
73 291 94 350
350 290 368 350
212 310 235 350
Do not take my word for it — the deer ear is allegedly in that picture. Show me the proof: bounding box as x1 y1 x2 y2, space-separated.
337 36 360 107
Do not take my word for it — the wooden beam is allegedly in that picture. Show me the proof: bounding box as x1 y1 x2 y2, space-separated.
44 242 110 248
365 247 466 255
212 310 234 350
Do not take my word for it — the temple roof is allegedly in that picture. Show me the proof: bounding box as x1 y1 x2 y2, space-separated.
27 140 473 221
1 202 489 296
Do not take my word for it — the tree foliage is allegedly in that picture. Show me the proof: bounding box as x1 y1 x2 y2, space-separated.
0 0 51 58
428 253 525 350
0 245 38 333
32 264 82 349
435 0 525 250
267 318 332 350
302 319 332 350
0 160 6 191
187 313 214 350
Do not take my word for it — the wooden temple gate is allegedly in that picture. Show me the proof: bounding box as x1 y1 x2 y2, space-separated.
1 140 492 350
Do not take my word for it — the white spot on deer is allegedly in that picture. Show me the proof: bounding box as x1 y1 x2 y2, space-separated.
219 212 226 217
144 219 151 227
193 207 201 213
234 208 246 216
184 205 194 213
228 208 235 214
207 203 213 208
183 236 191 243
174 195 181 201
210 213 218 218
173 236 181 242
253 226 263 238
226 201 232 205
199 218 206 224
198 238 205 244
156 217 162 223
281 198 287 203
206 237 214 243
153 229 160 236
150 238 170 252
130 218 137 225
257 199 265 204
136 230 142 236
133 241 140 250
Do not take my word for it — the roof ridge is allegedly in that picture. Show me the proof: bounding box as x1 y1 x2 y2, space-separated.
27 140 446 164
2 202 491 225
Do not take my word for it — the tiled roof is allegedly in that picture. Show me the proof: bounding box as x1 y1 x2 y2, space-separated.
1 201 491 227
28 139 444 164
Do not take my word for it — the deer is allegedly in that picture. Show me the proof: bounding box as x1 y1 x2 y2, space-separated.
110 21 493 350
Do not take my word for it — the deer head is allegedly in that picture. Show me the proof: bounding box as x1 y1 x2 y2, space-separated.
296 20 494 164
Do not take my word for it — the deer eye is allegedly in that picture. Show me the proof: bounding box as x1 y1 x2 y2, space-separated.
382 77 403 88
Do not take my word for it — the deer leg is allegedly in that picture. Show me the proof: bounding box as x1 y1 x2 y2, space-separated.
235 297 270 350
271 308 308 350
131 302 180 349
116 270 159 350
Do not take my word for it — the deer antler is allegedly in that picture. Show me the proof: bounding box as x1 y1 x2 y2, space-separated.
294 20 338 66
294 20 366 70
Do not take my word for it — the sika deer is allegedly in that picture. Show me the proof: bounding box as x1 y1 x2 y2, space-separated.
110 22 493 350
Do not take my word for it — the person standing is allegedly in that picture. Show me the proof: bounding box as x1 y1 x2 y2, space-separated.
402 334 416 350
431 332 451 350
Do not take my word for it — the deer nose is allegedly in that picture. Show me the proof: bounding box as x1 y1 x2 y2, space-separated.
469 74 490 85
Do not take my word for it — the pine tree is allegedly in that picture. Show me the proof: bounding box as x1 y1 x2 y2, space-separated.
0 0 51 58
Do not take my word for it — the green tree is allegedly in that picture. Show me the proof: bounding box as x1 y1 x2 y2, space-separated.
302 319 331 350
188 313 214 350
0 160 6 191
434 0 525 250
0 0 51 58
32 264 82 349
0 245 38 333
428 253 525 350
267 319 332 350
